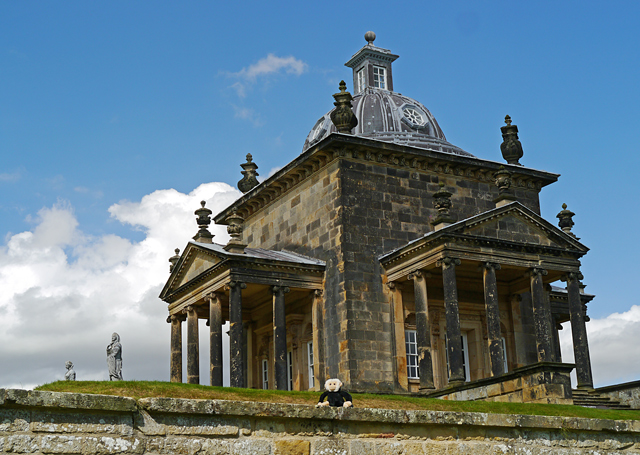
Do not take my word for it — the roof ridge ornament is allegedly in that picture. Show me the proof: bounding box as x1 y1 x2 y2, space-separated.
224 209 247 254
493 166 517 207
168 248 180 273
238 153 260 193
330 81 358 134
193 200 214 243
431 182 456 230
557 203 579 240
365 31 376 45
500 115 524 166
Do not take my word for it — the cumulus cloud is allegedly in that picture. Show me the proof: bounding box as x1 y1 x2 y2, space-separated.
559 305 640 387
0 182 241 389
227 53 308 98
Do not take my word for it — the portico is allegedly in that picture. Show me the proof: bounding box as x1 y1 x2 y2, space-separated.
380 201 594 400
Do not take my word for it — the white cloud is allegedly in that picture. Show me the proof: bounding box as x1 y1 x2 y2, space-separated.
232 105 263 127
0 171 21 183
0 182 241 388
233 54 307 81
227 54 308 99
560 305 640 387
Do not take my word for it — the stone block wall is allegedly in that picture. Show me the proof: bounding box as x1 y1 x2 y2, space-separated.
240 154 545 392
598 381 640 409
2 389 640 455
431 363 574 405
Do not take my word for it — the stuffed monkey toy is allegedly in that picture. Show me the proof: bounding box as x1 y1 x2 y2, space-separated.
316 378 353 408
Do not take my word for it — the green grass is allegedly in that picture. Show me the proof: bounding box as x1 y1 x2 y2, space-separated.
35 380 640 421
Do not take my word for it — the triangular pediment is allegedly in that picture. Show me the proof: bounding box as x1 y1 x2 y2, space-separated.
159 242 225 300
447 203 588 252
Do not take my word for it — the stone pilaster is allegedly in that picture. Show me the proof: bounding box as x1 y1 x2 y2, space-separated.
272 285 290 390
169 314 183 383
206 292 223 387
312 289 325 390
408 270 435 389
388 282 408 391
227 280 247 388
438 257 465 384
185 305 199 384
482 262 505 377
563 271 594 389
529 268 552 363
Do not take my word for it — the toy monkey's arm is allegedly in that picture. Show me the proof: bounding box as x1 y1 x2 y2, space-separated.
340 390 353 407
316 391 330 407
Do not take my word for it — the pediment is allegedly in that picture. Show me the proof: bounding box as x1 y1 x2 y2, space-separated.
160 244 224 299
174 249 221 289
449 203 587 252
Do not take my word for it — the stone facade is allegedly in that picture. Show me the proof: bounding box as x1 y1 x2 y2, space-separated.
2 389 640 455
161 34 600 403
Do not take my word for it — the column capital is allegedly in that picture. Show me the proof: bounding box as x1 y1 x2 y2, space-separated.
226 280 247 290
168 314 185 323
314 289 323 298
561 271 584 282
387 281 403 291
272 285 290 294
528 267 548 277
436 257 461 268
184 305 197 314
408 270 431 280
480 262 501 271
204 292 223 303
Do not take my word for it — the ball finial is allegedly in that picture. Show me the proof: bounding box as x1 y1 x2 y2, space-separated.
364 31 376 45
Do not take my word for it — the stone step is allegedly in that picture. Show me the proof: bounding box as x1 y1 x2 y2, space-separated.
571 389 631 409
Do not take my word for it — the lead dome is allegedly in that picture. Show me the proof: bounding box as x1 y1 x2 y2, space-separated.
303 33 473 158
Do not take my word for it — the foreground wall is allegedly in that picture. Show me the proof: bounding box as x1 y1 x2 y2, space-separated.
1 389 640 454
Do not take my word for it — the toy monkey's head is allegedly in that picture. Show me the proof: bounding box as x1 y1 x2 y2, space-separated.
324 378 343 392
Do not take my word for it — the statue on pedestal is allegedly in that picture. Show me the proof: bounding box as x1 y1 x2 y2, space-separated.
106 333 123 381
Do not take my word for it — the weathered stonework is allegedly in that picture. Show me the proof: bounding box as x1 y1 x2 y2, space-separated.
2 389 640 455
598 381 640 409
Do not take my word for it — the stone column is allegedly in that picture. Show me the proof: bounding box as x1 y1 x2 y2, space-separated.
388 282 408 391
439 257 465 384
169 314 183 383
312 289 325 389
206 292 223 387
482 262 505 377
186 305 199 384
409 270 435 389
273 285 290 390
529 268 552 363
564 271 594 389
227 280 247 388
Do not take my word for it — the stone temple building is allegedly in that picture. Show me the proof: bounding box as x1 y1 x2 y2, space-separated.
159 33 616 406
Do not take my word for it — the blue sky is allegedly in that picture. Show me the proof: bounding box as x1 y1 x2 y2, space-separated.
1 2 640 388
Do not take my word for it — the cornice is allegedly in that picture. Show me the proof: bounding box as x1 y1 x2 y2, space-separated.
214 134 560 225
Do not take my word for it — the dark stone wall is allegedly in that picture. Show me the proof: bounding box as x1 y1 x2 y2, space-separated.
242 156 543 391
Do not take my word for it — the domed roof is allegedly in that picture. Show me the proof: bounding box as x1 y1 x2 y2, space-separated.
303 33 474 158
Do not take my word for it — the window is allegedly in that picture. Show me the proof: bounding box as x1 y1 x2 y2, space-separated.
261 359 269 390
405 330 419 379
287 351 293 391
445 332 471 382
373 66 386 89
403 107 425 126
307 341 314 389
356 68 365 93
501 337 508 373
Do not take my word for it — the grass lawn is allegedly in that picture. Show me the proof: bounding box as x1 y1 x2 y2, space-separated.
34 380 640 422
